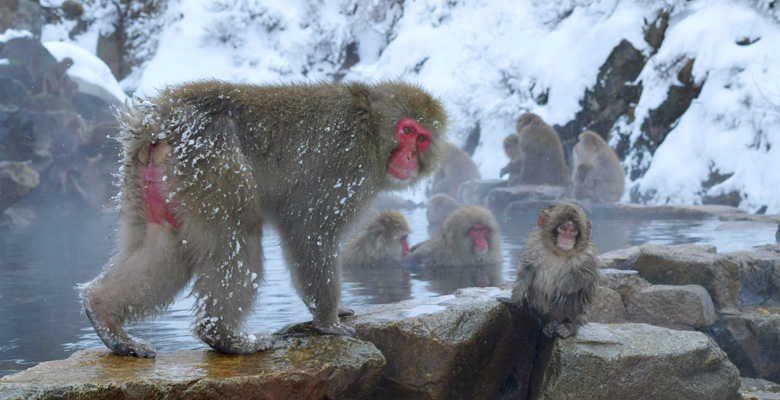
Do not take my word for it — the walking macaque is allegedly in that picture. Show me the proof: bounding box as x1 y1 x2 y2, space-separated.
340 210 411 269
79 80 448 357
500 113 569 187
403 206 501 269
426 193 460 228
501 203 600 339
571 131 625 203
431 142 481 197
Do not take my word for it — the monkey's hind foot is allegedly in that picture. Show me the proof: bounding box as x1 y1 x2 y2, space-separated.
314 322 357 338
84 306 156 358
197 329 276 355
107 335 157 358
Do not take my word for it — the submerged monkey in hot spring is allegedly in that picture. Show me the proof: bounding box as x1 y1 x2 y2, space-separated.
79 80 449 357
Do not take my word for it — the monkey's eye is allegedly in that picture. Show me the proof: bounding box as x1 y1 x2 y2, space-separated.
557 222 578 234
404 127 411 135
417 135 427 142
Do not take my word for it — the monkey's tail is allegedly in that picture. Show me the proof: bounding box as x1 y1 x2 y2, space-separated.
114 97 163 160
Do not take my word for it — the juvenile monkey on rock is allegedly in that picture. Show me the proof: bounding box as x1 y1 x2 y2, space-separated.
501 203 600 339
79 80 448 357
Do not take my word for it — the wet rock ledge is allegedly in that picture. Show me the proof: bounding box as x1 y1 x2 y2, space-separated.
0 336 384 400
0 287 742 400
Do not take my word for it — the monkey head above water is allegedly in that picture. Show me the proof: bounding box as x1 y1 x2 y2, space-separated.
340 209 411 269
425 192 461 229
403 205 502 270
78 80 449 358
500 203 600 339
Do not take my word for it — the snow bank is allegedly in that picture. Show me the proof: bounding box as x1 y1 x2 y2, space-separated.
37 0 780 212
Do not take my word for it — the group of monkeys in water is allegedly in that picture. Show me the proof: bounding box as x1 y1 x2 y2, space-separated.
78 80 602 358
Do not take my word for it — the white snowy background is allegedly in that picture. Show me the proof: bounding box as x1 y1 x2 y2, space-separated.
32 0 780 212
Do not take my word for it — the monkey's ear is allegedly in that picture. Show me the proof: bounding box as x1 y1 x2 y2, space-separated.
587 219 593 237
536 210 548 228
367 85 393 106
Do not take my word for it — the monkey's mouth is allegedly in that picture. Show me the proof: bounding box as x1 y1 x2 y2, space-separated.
388 166 414 180
556 238 575 251
474 245 488 255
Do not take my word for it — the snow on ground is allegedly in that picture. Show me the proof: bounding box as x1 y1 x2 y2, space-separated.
35 0 780 212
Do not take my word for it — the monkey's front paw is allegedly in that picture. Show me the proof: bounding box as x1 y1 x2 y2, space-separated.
314 323 357 338
108 335 157 358
542 321 558 338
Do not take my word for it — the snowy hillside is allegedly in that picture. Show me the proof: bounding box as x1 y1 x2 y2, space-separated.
39 0 780 212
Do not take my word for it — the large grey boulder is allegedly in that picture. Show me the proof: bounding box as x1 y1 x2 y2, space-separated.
536 323 741 400
725 244 780 305
708 310 780 383
599 268 651 300
585 285 628 324
599 244 740 310
625 284 716 330
346 287 539 400
0 336 385 400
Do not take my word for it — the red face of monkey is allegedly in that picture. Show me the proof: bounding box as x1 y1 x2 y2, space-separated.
387 117 432 180
468 225 489 255
400 234 410 257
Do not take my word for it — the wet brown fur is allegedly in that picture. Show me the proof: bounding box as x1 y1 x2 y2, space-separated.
79 80 448 357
